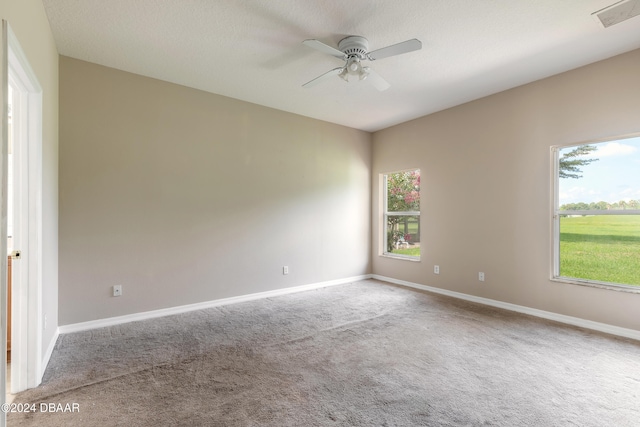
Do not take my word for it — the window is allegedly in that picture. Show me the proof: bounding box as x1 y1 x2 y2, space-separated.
552 136 640 289
383 169 420 259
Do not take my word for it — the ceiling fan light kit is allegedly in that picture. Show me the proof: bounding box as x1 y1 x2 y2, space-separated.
302 35 422 91
338 56 369 82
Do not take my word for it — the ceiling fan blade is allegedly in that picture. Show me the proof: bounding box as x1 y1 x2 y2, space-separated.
302 39 346 59
302 67 345 88
368 38 422 61
365 68 390 92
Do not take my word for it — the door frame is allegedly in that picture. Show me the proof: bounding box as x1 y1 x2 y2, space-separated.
5 21 44 393
1 21 8 427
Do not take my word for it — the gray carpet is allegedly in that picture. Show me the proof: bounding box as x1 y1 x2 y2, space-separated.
7 280 640 426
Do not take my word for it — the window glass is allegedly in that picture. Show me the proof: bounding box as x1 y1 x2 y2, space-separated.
384 170 420 259
554 137 640 287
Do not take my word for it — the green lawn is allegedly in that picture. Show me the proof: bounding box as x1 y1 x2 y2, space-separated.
560 215 640 286
391 246 421 257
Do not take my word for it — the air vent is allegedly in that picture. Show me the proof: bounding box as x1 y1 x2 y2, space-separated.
592 0 640 28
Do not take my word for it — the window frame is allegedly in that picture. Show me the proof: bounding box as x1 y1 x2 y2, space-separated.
551 137 640 293
382 169 421 261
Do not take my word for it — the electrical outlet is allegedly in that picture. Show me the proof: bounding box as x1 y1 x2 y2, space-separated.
113 285 123 297
434 265 440 274
478 272 485 282
283 266 289 275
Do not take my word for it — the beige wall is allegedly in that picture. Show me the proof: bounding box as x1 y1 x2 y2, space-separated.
54 34 640 332
1 0 59 362
59 57 371 325
372 48 640 331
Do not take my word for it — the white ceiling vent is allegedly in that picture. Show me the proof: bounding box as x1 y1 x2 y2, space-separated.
592 0 640 28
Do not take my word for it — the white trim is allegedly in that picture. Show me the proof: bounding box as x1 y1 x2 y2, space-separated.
380 253 421 262
53 273 640 350
6 30 41 93
6 24 44 392
382 169 421 260
59 275 372 334
551 135 640 290
372 275 640 341
385 211 420 216
41 328 58 373
550 145 559 280
552 276 640 294
552 132 640 151
558 209 640 216
1 19 8 427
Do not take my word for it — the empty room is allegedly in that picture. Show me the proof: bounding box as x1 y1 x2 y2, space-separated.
2 1 640 426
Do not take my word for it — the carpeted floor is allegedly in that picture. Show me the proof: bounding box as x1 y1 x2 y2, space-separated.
7 280 640 426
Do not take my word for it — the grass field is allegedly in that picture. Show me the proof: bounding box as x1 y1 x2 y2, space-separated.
560 215 640 286
391 246 420 257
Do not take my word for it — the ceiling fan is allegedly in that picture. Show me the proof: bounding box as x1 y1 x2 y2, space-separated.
302 36 422 91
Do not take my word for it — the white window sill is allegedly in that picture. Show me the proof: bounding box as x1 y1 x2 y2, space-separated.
381 253 421 262
552 277 640 294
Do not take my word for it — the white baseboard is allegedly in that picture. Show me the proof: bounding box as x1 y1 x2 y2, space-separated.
40 328 59 383
372 275 640 341
59 275 373 334
58 273 640 341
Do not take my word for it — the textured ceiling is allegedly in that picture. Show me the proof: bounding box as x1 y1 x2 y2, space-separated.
42 0 640 132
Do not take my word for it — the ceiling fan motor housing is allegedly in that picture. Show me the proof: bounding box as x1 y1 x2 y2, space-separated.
338 36 369 59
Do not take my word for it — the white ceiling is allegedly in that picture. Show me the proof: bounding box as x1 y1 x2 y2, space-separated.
42 0 640 132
